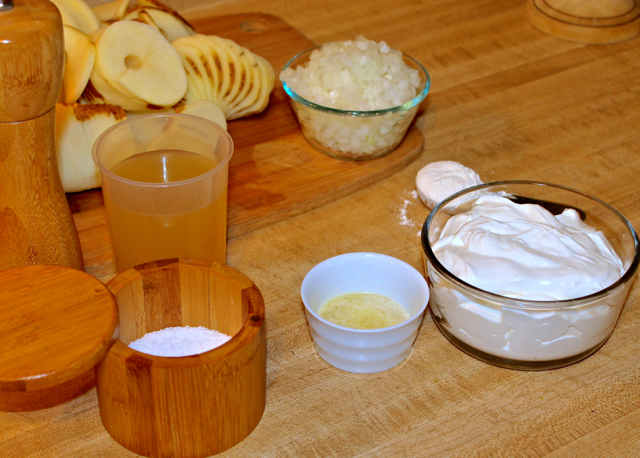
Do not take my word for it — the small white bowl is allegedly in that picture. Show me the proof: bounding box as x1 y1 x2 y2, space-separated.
301 253 429 373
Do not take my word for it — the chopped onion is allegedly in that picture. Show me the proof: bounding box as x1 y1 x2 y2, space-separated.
280 36 420 111
280 36 422 157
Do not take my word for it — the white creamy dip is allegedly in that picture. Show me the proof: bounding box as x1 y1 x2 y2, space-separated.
429 195 627 361
433 196 624 300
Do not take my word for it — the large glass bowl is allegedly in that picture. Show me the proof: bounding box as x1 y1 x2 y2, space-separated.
421 181 639 370
281 47 430 161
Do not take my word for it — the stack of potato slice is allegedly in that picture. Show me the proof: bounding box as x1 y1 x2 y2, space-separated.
48 0 275 193
173 35 275 121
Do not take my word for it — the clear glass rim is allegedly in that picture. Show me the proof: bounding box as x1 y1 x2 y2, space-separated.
281 46 431 116
92 113 234 188
421 180 640 310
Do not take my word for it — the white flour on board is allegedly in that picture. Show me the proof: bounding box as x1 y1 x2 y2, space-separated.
398 190 422 235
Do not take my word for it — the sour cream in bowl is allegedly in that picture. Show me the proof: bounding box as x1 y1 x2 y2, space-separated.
421 181 639 370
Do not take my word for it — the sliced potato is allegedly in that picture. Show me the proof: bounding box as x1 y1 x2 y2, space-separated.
227 50 259 119
231 54 274 120
91 0 130 24
173 37 217 103
49 0 78 28
87 21 187 111
60 26 96 104
50 0 100 34
176 100 227 131
124 7 195 42
173 34 273 119
190 35 232 110
217 37 246 107
130 9 162 33
136 0 195 32
226 48 253 114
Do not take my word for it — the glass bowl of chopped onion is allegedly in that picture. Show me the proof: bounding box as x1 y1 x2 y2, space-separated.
280 38 430 161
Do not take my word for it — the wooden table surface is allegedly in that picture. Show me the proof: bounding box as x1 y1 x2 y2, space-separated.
2 0 640 456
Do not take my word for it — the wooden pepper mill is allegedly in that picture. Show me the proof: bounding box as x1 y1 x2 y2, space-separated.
0 0 84 270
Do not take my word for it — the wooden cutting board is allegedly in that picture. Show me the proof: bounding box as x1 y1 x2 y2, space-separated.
67 13 424 278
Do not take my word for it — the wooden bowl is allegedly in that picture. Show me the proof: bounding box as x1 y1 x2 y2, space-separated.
526 0 640 44
96 258 266 458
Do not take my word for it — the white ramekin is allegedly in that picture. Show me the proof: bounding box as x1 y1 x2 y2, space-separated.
301 252 429 373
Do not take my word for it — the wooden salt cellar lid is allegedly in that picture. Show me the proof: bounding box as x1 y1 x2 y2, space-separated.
526 0 640 44
0 266 118 392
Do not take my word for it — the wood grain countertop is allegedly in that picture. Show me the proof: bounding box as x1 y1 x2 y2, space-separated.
2 0 640 457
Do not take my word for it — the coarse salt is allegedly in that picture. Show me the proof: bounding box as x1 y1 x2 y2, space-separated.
128 326 232 357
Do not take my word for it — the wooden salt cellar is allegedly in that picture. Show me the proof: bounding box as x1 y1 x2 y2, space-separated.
0 0 83 271
0 258 266 457
97 258 266 458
